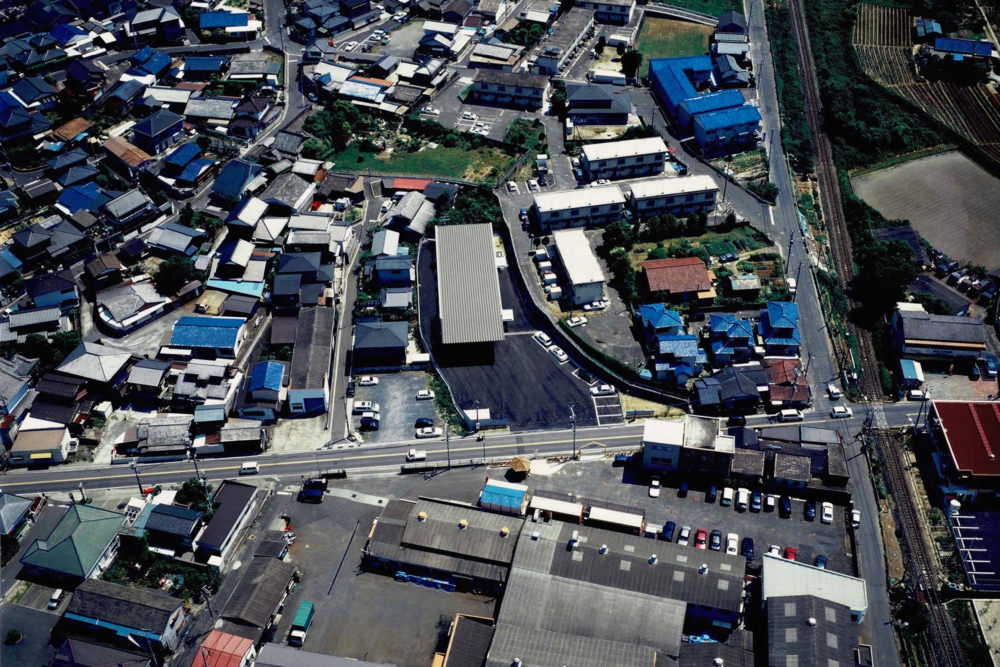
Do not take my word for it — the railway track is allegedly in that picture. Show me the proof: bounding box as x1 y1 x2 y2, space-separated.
785 1 965 664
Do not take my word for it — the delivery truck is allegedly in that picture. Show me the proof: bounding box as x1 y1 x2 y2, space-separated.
289 601 314 646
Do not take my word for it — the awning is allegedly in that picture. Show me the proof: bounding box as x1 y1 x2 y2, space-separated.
29 452 53 460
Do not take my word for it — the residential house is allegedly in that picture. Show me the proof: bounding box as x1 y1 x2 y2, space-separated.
20 504 124 581
64 59 107 97
171 362 233 410
84 253 122 292
0 355 37 416
553 228 606 305
468 41 523 71
261 172 316 213
8 306 62 338
758 301 801 357
389 190 435 239
50 118 92 146
147 221 207 257
373 255 412 287
13 220 89 267
0 491 33 536
27 372 87 429
64 579 186 651
381 287 413 310
103 189 158 230
55 341 133 395
26 269 78 311
104 136 154 179
641 256 715 302
195 631 256 667
692 361 767 413
238 360 286 420
474 0 507 21
693 105 761 153
102 79 146 112
125 415 193 458
126 358 171 404
131 108 184 155
468 69 548 109
764 357 810 408
182 56 229 80
144 504 203 552
219 557 296 642
575 0 634 24
51 638 148 667
371 229 400 257
716 10 747 35
55 183 112 219
287 306 334 413
46 147 89 178
212 159 265 205
97 278 174 335
230 96 274 140
170 316 245 358
127 6 185 44
183 97 238 131
565 81 631 126
353 320 408 368
8 426 70 465
709 313 754 365
10 76 58 110
195 480 257 563
0 104 51 142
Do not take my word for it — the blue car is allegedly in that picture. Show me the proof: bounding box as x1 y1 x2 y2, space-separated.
984 353 999 378
663 521 676 541
678 482 688 498
519 208 528 221
741 537 754 560
814 554 828 569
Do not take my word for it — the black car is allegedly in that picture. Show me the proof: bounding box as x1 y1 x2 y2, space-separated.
538 173 548 186
741 537 754 560
805 500 817 521
663 521 676 541
346 381 356 397
750 490 762 512
709 529 722 551
780 495 792 518
678 482 689 498
706 485 717 503
414 417 435 428
726 414 747 427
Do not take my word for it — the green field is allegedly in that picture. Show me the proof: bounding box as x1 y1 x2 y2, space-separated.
649 0 741 15
326 145 514 183
635 17 714 75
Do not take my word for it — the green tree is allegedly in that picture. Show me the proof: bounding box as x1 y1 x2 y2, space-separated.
621 49 643 78
153 256 201 296
853 239 917 315
603 219 635 251
302 137 330 159
647 246 669 260
175 477 213 514
616 42 626 57
685 212 708 236
550 90 568 120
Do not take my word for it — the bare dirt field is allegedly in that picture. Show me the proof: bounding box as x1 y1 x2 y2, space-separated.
852 151 1000 270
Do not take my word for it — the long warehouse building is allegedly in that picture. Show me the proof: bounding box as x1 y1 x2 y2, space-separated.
435 223 505 345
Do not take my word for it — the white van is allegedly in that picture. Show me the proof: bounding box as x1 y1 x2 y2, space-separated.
736 488 750 512
721 487 734 507
827 383 842 399
48 588 65 609
239 461 259 475
352 401 380 415
779 409 804 422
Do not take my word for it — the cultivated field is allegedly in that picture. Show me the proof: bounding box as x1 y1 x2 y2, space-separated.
853 4 1000 163
852 151 1000 270
636 18 713 75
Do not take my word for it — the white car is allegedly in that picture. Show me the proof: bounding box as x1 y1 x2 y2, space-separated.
506 181 519 194
344 41 358 51
851 509 861 528
352 401 380 414
415 427 442 438
677 525 691 546
463 111 478 121
768 544 782 556
527 179 539 192
358 376 379 386
549 346 568 363
725 533 739 556
533 330 552 347
582 300 608 312
649 477 661 498
908 389 928 401
415 389 435 400
380 201 392 213
821 501 834 524
595 179 610 185
567 316 587 328
590 384 615 396
830 406 852 419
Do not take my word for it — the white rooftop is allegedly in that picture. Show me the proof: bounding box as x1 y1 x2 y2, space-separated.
582 136 668 162
553 229 605 286
762 553 869 618
629 174 718 199
533 185 625 213
642 418 684 446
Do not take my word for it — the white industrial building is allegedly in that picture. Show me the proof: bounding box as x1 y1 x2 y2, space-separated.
628 175 718 218
762 553 869 624
581 136 668 181
553 229 606 305
532 185 626 231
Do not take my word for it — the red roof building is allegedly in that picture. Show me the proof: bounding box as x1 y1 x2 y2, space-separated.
764 358 810 407
930 400 1000 497
192 630 255 667
392 177 433 192
641 257 714 299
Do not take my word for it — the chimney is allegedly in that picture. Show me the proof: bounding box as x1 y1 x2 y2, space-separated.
599 544 608 555
417 511 427 522
458 519 468 530
649 554 657 564
807 617 817 627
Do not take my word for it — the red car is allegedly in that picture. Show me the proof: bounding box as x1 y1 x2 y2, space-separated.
784 547 797 561
694 529 708 550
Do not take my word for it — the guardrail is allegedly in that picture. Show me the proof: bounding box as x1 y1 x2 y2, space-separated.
643 3 719 25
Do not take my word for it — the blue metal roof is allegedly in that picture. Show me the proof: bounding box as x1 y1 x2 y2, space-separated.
648 56 709 108
935 37 992 57
212 159 263 201
194 404 227 423
655 334 699 358
178 157 214 183
206 279 266 297
900 358 919 380
681 89 744 115
764 301 799 329
57 182 109 214
164 142 202 168
694 105 761 131
200 11 249 28
185 56 228 72
637 303 684 332
249 361 284 392
480 483 525 510
170 316 243 348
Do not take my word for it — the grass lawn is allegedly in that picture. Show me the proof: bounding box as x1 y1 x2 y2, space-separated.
636 18 714 76
627 225 772 270
327 144 514 183
649 0 742 16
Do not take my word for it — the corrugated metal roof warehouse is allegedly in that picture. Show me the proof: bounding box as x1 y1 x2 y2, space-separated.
435 223 504 345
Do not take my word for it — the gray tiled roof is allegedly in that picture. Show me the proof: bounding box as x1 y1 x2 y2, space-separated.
222 557 296 628
67 579 181 635
0 491 32 535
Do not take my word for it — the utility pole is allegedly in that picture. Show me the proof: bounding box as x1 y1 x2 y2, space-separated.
201 648 211 667
188 446 203 484
130 458 144 495
201 586 216 620
569 404 577 457
445 422 451 469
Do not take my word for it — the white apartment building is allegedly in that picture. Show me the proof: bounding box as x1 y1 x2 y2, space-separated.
628 175 719 218
532 185 626 231
531 8 595 75
553 229 606 305
581 136 668 180
575 0 635 24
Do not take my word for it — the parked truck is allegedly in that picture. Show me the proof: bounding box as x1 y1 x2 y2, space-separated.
289 601 315 646
297 478 328 503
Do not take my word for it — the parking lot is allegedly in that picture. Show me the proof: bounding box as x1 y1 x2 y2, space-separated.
273 493 495 666
426 76 521 143
534 459 854 575
417 239 598 430
350 371 438 444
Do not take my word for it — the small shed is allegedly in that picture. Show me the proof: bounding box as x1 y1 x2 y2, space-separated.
900 359 924 389
478 478 528 516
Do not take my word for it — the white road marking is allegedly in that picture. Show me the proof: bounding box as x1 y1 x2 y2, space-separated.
768 207 776 226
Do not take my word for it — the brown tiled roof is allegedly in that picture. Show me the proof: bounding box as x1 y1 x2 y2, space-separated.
52 117 92 142
641 257 711 294
104 136 153 169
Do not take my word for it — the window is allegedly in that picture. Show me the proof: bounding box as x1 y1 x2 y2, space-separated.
591 206 599 213
571 209 580 215
636 155 645 162
616 158 625 165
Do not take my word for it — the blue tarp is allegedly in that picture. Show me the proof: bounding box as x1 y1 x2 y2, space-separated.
480 483 525 510
200 11 249 28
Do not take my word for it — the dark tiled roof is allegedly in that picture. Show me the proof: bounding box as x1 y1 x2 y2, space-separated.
67 579 181 634
145 504 202 537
